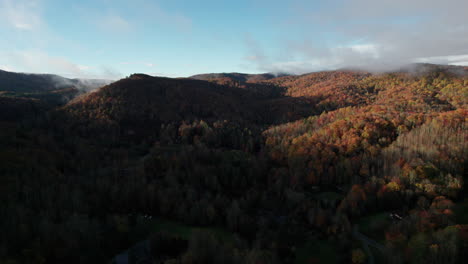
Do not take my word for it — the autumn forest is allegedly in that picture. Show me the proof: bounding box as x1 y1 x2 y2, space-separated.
0 63 467 264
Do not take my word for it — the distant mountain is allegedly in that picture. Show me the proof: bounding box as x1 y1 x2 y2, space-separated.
190 72 290 83
397 63 468 75
0 69 111 93
260 64 467 111
0 69 111 105
190 72 292 98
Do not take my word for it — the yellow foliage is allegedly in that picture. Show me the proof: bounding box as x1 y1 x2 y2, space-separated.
429 244 439 252
387 181 400 192
352 249 366 264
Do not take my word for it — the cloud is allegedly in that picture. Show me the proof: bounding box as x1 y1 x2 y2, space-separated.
77 0 192 34
98 66 122 80
3 50 84 75
0 0 43 31
119 61 156 68
0 50 122 79
348 44 379 58
141 1 192 32
149 72 182 78
415 54 468 66
98 13 132 33
0 1 123 79
243 34 269 65
0 65 13 71
244 0 468 73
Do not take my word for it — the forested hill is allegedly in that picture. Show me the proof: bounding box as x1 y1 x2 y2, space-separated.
0 69 110 93
58 73 318 140
60 63 467 143
190 72 290 83
1 63 467 264
0 69 111 106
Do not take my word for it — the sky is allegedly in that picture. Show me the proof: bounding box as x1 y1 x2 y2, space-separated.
0 0 467 79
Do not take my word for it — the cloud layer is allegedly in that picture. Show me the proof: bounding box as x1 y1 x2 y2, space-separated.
1 0 467 76
245 0 468 73
0 50 122 79
0 0 190 79
0 0 43 30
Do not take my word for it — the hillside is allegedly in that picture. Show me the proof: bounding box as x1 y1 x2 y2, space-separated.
263 64 466 184
0 69 111 105
263 64 466 110
0 96 47 122
1 64 467 264
58 74 319 141
190 72 292 98
0 69 110 93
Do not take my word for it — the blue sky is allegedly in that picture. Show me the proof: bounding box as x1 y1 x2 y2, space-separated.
0 0 467 79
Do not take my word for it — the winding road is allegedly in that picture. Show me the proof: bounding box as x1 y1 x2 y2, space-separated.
352 225 386 264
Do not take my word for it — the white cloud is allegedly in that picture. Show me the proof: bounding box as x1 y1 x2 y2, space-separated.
140 0 192 32
77 0 192 34
0 65 13 71
150 72 181 78
0 50 121 79
0 0 43 31
0 1 123 79
245 0 468 73
7 50 84 75
118 61 156 68
98 13 131 33
415 54 468 66
78 65 93 71
348 44 379 58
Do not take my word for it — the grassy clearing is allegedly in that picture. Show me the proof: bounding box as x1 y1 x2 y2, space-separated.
295 239 337 264
151 218 235 243
358 212 389 241
314 191 344 201
454 198 468 224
